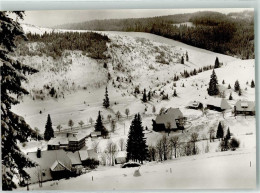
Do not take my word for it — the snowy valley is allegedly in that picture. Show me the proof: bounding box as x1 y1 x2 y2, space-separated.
12 23 256 190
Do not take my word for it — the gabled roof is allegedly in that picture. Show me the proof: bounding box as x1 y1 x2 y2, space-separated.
155 108 184 129
66 151 82 165
50 160 71 172
27 150 72 171
207 98 231 110
235 100 255 112
26 150 72 183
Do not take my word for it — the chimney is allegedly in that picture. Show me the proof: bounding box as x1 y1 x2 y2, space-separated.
37 148 41 158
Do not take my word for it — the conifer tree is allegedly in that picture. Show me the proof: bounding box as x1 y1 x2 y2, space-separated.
228 84 231 89
95 111 104 133
44 114 54 141
216 122 224 140
229 93 233 100
251 80 255 88
147 91 151 101
173 89 177 97
181 56 184 64
214 57 220 68
1 11 39 190
186 51 189 62
226 127 231 140
126 114 148 163
142 89 147 102
208 70 219 96
103 86 110 108
234 80 241 92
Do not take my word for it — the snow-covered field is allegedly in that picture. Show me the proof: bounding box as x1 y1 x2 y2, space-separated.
15 24 256 190
19 149 256 190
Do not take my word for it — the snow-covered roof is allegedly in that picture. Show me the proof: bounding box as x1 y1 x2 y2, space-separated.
68 134 86 142
79 150 88 161
235 100 255 112
155 108 184 129
66 151 82 165
91 131 102 137
26 150 72 182
187 101 202 108
47 137 69 146
207 98 231 110
50 160 70 172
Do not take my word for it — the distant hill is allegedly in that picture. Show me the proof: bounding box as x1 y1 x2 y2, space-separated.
56 11 254 59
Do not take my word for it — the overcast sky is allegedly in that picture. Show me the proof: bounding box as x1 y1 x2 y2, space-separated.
21 8 253 27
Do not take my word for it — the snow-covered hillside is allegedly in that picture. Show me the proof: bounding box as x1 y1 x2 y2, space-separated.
14 24 256 190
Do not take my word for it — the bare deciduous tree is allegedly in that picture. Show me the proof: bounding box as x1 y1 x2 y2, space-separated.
118 138 125 151
190 133 199 155
107 114 112 122
68 119 74 130
78 120 84 128
208 128 215 142
56 124 62 132
148 145 157 161
125 108 130 118
111 119 116 133
89 117 93 125
105 141 117 166
169 136 180 158
115 111 121 121
92 141 99 153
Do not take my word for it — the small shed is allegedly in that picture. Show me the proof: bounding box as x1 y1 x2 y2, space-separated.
187 101 203 109
90 131 102 138
207 98 231 111
115 151 127 164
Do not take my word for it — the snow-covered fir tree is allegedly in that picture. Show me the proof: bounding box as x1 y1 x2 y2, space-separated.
251 80 255 88
208 69 219 96
216 122 224 140
1 11 39 190
186 51 189 61
214 57 220 68
95 111 104 132
44 114 54 140
142 89 147 102
234 80 241 92
103 86 110 108
126 114 148 163
181 56 184 64
226 127 231 140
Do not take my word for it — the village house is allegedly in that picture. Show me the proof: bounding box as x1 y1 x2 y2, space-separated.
152 108 186 131
48 131 87 151
25 147 98 184
187 101 203 110
206 98 231 111
234 100 255 116
25 149 72 184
